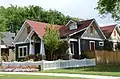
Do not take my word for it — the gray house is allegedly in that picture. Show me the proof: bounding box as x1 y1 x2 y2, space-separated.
1 32 15 61
13 20 62 60
59 19 106 59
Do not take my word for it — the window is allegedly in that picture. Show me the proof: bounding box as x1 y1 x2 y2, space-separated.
114 30 116 36
90 25 94 33
99 42 104 46
18 46 28 57
69 23 77 30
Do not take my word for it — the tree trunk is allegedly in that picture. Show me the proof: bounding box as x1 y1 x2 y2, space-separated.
51 50 53 61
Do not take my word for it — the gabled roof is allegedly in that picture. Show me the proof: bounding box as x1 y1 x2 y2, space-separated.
26 20 62 38
59 19 94 37
1 32 15 47
100 24 117 38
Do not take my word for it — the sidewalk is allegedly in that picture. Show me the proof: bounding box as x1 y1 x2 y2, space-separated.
0 72 120 79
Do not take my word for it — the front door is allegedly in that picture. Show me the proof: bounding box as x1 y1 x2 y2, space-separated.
90 41 95 51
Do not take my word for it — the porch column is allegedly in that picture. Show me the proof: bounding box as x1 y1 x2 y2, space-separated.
68 40 72 55
78 38 81 55
29 38 34 55
40 40 45 56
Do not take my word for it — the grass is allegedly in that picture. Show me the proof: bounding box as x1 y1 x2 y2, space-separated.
41 64 120 76
0 74 87 79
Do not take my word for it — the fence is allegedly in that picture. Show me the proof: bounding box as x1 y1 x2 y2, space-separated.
2 58 96 71
95 50 120 64
42 59 96 70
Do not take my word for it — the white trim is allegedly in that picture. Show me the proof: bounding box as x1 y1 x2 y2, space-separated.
99 42 104 46
78 38 81 55
81 37 104 41
89 41 95 50
24 29 34 42
65 20 77 26
13 20 27 43
69 38 77 42
18 46 28 58
1 45 7 48
81 20 94 38
113 42 117 51
81 19 106 40
94 19 106 39
69 28 87 36
108 25 117 39
14 42 26 44
71 42 74 55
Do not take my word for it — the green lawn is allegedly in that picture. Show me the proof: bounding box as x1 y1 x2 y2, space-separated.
41 65 120 76
0 74 87 79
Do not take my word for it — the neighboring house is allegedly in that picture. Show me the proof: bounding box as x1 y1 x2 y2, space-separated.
13 20 61 60
59 19 106 59
100 25 120 51
1 32 15 61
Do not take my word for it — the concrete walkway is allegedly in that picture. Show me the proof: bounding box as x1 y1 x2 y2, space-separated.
0 72 120 79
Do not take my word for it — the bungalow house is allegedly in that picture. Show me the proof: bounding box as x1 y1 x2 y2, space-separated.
100 25 120 51
13 20 62 60
1 32 15 61
59 19 106 59
13 19 106 60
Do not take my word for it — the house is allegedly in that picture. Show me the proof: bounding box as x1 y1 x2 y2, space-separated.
13 19 106 60
13 20 62 60
59 19 106 59
1 32 15 61
100 24 120 51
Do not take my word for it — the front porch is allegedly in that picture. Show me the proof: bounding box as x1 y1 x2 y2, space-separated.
15 33 45 61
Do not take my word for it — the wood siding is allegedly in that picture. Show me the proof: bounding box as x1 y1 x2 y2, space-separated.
82 22 104 39
109 28 120 42
81 39 104 53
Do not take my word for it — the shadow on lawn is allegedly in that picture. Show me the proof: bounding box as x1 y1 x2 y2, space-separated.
64 64 120 72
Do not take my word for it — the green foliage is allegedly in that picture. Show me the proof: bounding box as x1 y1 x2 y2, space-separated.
55 40 69 60
44 25 60 60
97 0 120 21
0 5 74 33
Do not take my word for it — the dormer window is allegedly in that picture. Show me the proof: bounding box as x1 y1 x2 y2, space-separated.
69 22 77 30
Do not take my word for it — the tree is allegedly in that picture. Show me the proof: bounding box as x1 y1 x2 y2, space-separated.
0 5 75 33
43 25 60 60
96 0 120 21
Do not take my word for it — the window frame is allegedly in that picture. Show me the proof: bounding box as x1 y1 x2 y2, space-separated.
18 46 28 58
99 42 104 46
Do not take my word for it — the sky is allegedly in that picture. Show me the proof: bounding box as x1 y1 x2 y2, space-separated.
0 0 116 26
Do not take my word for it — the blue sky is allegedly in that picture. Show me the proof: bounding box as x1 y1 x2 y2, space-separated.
0 0 116 26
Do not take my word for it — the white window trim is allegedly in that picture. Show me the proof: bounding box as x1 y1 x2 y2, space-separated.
89 41 95 50
18 46 28 58
71 43 75 55
99 42 104 46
